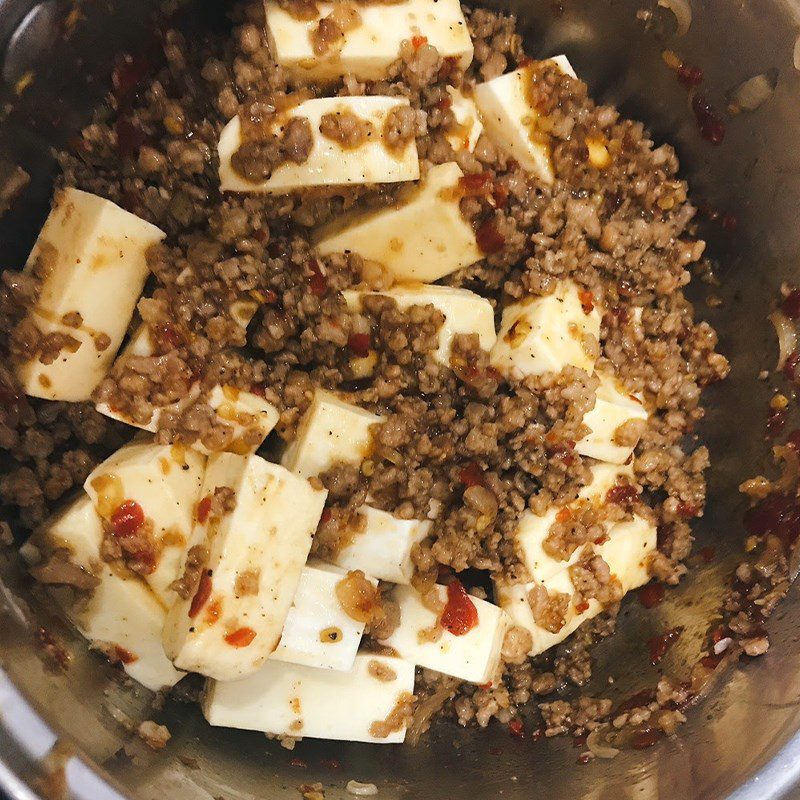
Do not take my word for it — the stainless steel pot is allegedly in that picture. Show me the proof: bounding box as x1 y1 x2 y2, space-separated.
1 0 799 797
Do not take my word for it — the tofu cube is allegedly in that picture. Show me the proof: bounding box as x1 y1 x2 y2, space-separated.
83 441 206 606
281 389 383 479
15 188 165 401
342 285 496 366
516 462 632 583
203 654 415 743
575 373 648 464
496 514 656 656
264 0 473 83
379 584 508 684
490 281 602 379
271 561 375 671
445 87 483 152
96 384 279 456
218 97 419 194
329 504 432 584
315 162 482 283
473 56 575 185
21 496 183 691
162 453 326 681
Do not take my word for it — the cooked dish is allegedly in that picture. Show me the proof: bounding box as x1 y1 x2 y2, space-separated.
3 0 731 749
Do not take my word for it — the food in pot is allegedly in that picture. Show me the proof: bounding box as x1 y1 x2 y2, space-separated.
6 0 730 748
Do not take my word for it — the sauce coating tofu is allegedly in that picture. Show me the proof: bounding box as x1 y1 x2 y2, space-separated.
20 495 183 691
379 584 508 684
83 441 206 606
15 188 165 400
315 162 482 283
162 453 326 680
342 285 496 366
219 97 419 193
490 280 602 379
473 55 576 184
281 389 383 479
264 0 472 83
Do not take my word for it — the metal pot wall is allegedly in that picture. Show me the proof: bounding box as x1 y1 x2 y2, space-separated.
0 0 799 797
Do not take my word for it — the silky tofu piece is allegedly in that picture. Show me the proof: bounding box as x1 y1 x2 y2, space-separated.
379 584 508 684
96 385 279 456
264 0 473 82
21 496 183 691
342 285 496 366
445 87 483 152
203 654 415 743
490 281 602 379
281 389 383 478
17 312 113 403
84 441 206 606
315 162 482 283
575 374 649 464
218 97 419 193
271 562 374 671
15 188 165 401
330 505 432 584
473 55 575 184
517 462 632 582
497 514 656 656
162 454 326 680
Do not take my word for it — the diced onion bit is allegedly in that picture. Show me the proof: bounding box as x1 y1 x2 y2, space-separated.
586 726 620 759
346 781 379 796
440 579 479 635
319 626 343 643
657 0 692 37
728 70 778 114
769 310 797 371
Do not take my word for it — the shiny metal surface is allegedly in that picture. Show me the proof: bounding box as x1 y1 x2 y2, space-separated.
1 0 800 797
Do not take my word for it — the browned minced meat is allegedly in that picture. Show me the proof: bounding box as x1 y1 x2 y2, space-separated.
319 111 374 149
136 720 171 750
568 546 624 606
4 0 734 742
382 105 418 152
231 115 313 182
368 691 415 738
170 543 209 599
527 583 570 633
309 4 360 56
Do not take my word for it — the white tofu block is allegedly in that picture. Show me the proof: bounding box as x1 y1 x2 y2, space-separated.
490 281 602 379
315 162 482 283
517 462 632 582
575 373 648 464
473 56 575 184
203 654 415 743
445 87 483 152
281 389 383 479
329 505 431 584
15 188 165 401
271 562 374 671
264 0 473 83
219 97 419 194
21 496 183 691
17 312 114 403
343 285 496 366
380 584 508 684
84 441 206 606
96 385 279 456
162 454 326 681
496 514 656 656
